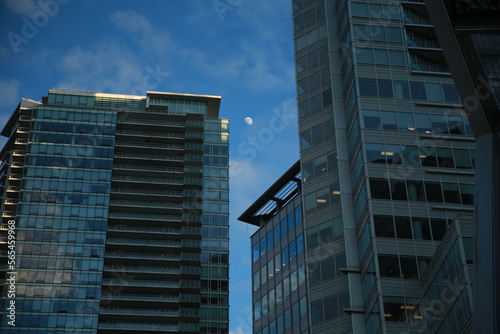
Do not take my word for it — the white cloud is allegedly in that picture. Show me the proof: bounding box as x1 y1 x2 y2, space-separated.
54 43 170 95
4 0 38 16
0 78 20 106
109 10 171 55
109 10 154 35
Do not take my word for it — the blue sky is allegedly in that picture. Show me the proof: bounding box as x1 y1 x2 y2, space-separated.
0 0 299 332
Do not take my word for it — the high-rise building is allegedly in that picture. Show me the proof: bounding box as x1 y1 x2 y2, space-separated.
0 89 230 333
240 1 476 333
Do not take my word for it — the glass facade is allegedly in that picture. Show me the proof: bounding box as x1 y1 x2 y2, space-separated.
293 1 475 333
0 89 229 333
240 1 476 334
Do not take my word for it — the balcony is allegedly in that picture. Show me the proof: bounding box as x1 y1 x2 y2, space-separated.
107 225 181 234
98 322 178 331
116 130 184 139
110 200 182 209
100 292 179 301
115 141 184 150
102 279 179 289
111 175 183 185
106 238 181 248
14 139 28 145
112 164 183 173
110 187 182 197
3 198 18 204
107 212 182 222
104 265 180 275
105 251 181 261
114 152 183 162
99 307 179 317
117 118 184 127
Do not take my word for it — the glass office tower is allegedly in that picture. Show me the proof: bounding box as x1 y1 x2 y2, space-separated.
241 1 476 334
0 89 229 333
294 0 475 332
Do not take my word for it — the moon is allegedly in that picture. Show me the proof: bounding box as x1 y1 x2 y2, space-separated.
244 117 253 125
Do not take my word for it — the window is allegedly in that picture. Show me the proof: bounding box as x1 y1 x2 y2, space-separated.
323 295 339 321
442 183 461 204
460 184 474 204
308 262 321 286
370 178 391 199
425 182 443 202
381 111 397 130
448 115 465 134
321 256 336 281
426 82 443 101
412 218 432 240
374 215 395 238
300 129 312 150
394 82 411 99
390 180 407 200
431 114 448 133
311 300 324 325
378 255 400 278
307 226 319 249
253 244 259 262
436 148 455 168
397 112 414 131
318 221 333 244
453 149 472 169
406 180 425 201
362 110 382 129
366 143 386 163
442 84 460 102
402 145 420 165
414 113 431 133
410 81 426 100
378 79 394 98
395 217 413 239
431 219 448 241
359 78 378 96
420 146 438 166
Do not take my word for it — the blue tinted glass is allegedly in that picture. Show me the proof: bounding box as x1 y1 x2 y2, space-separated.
287 212 295 231
267 231 273 250
359 78 378 96
273 225 280 244
297 234 304 254
295 205 302 225
410 81 426 100
280 219 288 238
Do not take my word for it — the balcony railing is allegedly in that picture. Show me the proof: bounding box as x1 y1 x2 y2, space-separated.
105 251 180 261
116 130 184 138
110 188 182 196
98 322 178 331
102 279 179 289
112 175 183 184
115 141 184 150
113 164 183 173
99 307 179 316
117 118 184 127
104 265 180 274
108 212 182 221
114 153 183 161
110 200 182 209
106 238 181 247
107 225 181 234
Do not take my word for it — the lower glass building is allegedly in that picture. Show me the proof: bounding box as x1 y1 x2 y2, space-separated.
0 89 229 333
